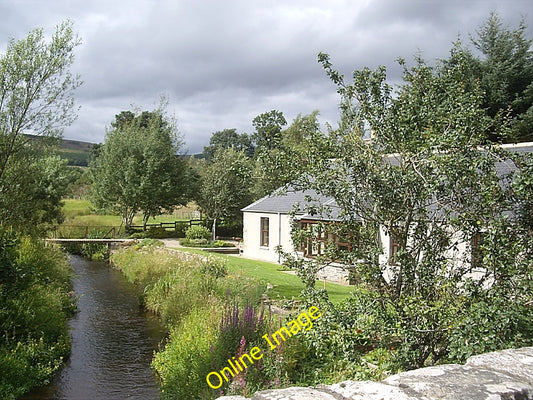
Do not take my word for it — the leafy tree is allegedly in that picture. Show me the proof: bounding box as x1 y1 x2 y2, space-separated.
252 111 323 199
445 13 533 142
197 147 253 239
0 153 71 233
0 21 81 233
283 52 533 369
90 105 189 229
251 110 287 151
203 128 254 160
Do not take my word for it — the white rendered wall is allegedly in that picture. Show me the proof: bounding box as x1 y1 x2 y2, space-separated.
242 212 295 264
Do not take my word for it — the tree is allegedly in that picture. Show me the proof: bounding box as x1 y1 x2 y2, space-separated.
284 52 533 369
203 128 254 160
251 110 287 152
252 111 323 199
444 13 533 142
0 153 71 233
90 105 189 229
197 147 253 239
0 21 82 233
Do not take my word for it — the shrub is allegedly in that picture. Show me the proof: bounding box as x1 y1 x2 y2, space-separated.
0 230 74 398
185 225 211 240
179 238 234 248
179 238 209 247
200 256 228 279
129 227 176 239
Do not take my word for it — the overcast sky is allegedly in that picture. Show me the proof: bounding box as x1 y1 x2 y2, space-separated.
1 0 532 154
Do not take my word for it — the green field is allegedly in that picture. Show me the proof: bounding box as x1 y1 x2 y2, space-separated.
62 199 197 224
57 199 199 238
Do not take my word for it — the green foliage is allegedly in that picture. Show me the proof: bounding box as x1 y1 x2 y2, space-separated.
282 43 533 372
444 12 533 142
252 110 287 151
0 230 75 398
252 111 323 199
197 147 253 239
186 225 212 240
203 128 255 160
90 102 191 228
179 238 234 248
0 154 72 234
200 256 228 279
0 21 81 234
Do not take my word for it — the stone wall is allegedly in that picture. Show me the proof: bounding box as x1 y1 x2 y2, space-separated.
216 346 533 400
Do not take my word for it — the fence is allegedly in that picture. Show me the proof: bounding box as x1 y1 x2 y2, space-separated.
128 219 205 231
53 220 207 239
52 225 119 239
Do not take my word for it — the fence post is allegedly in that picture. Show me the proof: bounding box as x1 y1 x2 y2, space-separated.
85 226 88 239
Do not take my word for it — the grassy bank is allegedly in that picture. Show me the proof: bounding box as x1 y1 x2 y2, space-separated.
173 247 354 303
0 231 75 399
110 243 361 399
111 243 275 399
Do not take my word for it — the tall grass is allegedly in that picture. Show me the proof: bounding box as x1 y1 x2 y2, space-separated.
111 245 282 399
0 231 75 399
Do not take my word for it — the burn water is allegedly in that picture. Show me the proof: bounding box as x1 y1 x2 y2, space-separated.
20 255 166 400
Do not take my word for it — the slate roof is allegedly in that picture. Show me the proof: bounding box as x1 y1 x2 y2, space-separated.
241 187 331 215
242 142 533 220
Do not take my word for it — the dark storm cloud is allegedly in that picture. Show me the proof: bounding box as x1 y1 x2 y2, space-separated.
1 0 532 153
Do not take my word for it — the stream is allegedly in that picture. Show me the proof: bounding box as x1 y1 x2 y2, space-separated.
20 255 166 400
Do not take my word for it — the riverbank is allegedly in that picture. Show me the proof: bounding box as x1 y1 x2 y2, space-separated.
0 233 75 400
19 255 164 399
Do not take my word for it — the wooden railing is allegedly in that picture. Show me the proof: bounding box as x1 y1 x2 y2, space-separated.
52 220 207 239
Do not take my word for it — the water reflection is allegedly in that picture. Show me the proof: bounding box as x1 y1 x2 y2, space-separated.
21 255 165 400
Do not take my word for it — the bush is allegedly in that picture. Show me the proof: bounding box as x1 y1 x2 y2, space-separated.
200 255 228 279
110 246 272 398
179 238 234 248
0 230 75 398
129 227 176 239
185 225 211 240
179 238 209 247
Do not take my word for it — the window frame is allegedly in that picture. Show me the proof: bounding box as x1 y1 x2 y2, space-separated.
260 217 270 247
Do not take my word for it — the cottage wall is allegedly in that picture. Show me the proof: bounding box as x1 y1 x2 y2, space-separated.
242 212 295 264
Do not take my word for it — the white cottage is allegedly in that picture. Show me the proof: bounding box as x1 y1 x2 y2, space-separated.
241 142 533 283
241 188 325 263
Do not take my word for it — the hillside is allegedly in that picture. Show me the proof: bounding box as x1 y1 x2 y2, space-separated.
56 138 95 166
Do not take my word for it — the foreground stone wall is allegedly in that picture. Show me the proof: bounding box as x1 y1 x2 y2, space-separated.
216 347 533 400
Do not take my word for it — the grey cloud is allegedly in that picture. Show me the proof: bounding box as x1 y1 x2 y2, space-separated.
1 0 532 153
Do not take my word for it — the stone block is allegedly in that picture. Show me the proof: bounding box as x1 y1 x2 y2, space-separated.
466 346 533 385
325 380 418 399
215 397 247 400
251 387 341 400
383 363 533 399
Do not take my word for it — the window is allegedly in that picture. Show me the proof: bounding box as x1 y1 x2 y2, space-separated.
389 234 401 265
299 221 356 259
471 232 484 268
260 217 269 247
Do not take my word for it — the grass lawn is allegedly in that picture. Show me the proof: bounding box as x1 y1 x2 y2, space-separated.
174 247 354 304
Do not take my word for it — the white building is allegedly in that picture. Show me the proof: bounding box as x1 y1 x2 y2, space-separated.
241 142 533 284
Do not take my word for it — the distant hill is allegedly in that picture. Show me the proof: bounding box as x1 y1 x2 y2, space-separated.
56 138 95 166
25 134 96 167
26 134 204 166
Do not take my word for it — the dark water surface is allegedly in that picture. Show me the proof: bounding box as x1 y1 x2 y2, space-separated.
21 255 165 400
